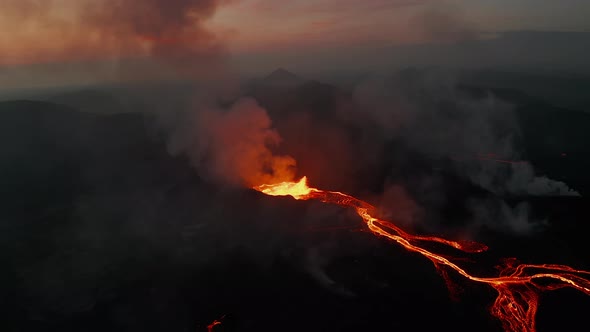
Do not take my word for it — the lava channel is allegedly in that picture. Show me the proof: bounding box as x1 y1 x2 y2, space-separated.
254 176 590 332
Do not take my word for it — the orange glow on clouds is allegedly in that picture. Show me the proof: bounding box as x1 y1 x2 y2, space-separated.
1 1 143 65
3 1 587 69
0 0 220 66
0 0 471 66
209 0 434 53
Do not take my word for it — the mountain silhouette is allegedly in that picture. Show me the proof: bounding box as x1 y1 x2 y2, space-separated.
263 68 302 85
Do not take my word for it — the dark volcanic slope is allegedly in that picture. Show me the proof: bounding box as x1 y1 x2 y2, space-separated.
0 100 483 331
460 83 590 195
1 98 589 332
517 104 590 194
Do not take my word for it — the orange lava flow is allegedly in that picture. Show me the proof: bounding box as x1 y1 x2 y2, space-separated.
207 315 224 332
254 177 590 332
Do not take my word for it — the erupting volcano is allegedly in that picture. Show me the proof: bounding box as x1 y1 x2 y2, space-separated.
254 177 590 332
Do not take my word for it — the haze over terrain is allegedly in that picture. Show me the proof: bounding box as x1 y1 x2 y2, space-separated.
1 1 590 331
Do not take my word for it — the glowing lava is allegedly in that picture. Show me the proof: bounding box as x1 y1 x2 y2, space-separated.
255 176 316 199
254 177 590 332
207 315 225 332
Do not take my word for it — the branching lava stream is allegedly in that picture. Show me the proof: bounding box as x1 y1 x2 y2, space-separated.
254 177 590 332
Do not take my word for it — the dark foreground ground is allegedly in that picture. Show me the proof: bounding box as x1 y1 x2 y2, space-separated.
1 76 590 332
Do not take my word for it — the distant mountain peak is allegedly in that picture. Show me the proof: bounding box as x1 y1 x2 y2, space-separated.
265 68 300 82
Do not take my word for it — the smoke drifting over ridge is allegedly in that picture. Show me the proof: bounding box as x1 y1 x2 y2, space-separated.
2 0 305 190
352 70 580 198
1 0 231 81
3 1 580 229
1 1 299 189
341 69 580 236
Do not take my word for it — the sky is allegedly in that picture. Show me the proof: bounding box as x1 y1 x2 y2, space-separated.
210 0 590 53
1 0 589 88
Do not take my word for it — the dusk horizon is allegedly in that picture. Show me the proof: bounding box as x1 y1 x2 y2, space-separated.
2 1 590 332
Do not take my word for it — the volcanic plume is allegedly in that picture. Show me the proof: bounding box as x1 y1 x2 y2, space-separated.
189 98 296 187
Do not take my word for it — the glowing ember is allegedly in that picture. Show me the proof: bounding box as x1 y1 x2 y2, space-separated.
254 177 590 332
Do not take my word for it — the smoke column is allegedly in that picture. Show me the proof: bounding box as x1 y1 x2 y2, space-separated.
189 98 297 187
1 0 299 187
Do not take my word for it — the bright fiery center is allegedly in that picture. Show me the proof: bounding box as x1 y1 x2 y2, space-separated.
254 176 316 200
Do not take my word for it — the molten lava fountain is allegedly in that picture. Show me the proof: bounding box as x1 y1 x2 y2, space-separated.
255 177 590 332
